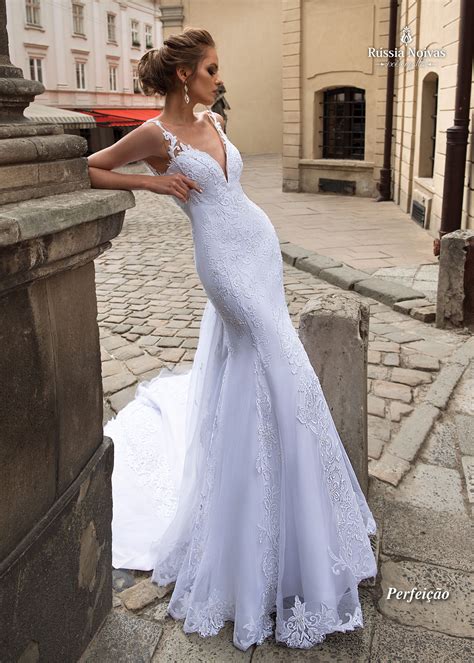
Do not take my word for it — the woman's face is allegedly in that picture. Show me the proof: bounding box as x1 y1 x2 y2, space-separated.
182 47 223 106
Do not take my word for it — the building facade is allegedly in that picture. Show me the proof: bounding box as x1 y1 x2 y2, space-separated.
6 0 164 149
282 0 474 235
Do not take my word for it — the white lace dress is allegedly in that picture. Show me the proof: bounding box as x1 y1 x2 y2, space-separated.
104 110 377 651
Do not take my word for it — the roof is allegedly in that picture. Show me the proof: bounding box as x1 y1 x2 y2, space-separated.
23 102 97 129
79 108 163 127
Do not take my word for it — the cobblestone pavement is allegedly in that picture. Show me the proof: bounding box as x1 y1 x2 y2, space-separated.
91 163 473 662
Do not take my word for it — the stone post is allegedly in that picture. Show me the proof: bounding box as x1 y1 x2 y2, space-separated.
0 3 135 660
436 229 474 331
298 292 370 496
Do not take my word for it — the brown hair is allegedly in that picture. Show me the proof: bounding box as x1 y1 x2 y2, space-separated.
138 28 215 96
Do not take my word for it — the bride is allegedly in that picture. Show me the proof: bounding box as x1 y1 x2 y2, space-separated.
87 27 377 652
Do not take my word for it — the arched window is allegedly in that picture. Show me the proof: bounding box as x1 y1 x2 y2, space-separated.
321 87 365 159
418 73 438 178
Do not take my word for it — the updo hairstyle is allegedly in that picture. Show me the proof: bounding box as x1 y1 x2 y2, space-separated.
138 28 215 96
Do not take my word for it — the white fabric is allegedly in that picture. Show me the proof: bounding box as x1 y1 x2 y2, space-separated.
105 110 377 651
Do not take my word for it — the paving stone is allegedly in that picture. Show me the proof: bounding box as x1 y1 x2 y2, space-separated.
317 265 368 289
382 353 399 366
81 611 162 662
156 337 184 348
101 347 112 361
372 380 412 403
112 344 144 361
108 384 139 413
368 415 391 441
112 569 136 593
112 324 132 334
383 330 427 344
450 373 474 415
405 339 456 359
402 352 440 372
368 435 385 460
454 414 474 455
378 558 473 637
381 501 474 572
370 340 401 352
368 394 386 417
370 613 474 662
125 354 163 376
389 401 413 422
120 579 165 611
368 350 381 364
131 325 155 335
294 252 343 275
101 360 124 378
367 364 389 380
103 372 137 396
369 452 411 486
411 304 436 322
391 367 433 386
354 278 424 305
159 348 186 363
420 419 459 469
387 462 465 514
389 403 439 462
101 335 128 352
424 363 466 409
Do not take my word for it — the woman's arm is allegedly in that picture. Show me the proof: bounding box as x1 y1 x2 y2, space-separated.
87 123 201 202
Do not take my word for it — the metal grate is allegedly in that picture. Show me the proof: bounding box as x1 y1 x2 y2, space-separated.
319 178 356 195
319 87 365 160
411 200 426 227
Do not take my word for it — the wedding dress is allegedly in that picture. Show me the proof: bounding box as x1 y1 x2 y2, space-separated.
104 109 377 651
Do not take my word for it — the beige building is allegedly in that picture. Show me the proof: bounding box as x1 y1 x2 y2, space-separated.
281 0 474 235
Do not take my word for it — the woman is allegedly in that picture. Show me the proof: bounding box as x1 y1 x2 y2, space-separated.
88 28 377 652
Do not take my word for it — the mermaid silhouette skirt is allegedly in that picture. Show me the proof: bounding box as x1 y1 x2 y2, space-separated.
104 110 377 651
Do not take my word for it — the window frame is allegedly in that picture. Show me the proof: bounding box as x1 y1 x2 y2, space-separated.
145 24 153 49
72 2 85 36
108 64 118 92
321 86 365 160
130 19 140 48
29 56 43 83
25 0 41 27
75 61 86 90
107 12 117 43
132 65 141 94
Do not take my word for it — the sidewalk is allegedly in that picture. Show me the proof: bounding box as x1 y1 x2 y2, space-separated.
83 159 472 661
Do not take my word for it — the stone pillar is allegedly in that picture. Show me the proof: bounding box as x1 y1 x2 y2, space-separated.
298 292 370 496
0 2 135 660
282 0 302 192
436 229 474 331
159 1 184 39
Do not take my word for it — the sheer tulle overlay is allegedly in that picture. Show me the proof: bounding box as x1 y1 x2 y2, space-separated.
104 111 377 651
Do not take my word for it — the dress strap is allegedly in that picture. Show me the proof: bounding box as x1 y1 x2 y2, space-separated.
206 109 225 137
146 117 182 159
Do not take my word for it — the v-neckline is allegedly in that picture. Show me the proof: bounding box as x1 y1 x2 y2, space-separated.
156 110 229 184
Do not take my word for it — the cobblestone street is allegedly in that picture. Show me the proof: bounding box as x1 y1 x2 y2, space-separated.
92 161 473 661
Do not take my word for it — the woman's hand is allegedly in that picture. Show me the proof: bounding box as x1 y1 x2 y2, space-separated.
147 173 203 203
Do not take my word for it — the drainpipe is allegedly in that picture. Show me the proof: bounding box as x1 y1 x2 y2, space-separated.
376 0 398 202
434 0 474 256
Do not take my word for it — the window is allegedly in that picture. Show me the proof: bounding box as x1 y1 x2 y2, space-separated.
418 73 439 178
72 2 85 35
29 57 43 83
132 66 140 93
131 20 140 47
145 24 153 49
75 61 86 89
107 13 116 42
25 0 41 26
321 87 365 160
109 65 118 92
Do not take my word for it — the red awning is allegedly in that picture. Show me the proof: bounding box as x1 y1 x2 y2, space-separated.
77 108 163 127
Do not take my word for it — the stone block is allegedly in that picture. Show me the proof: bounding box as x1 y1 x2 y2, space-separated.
120 578 171 611
295 252 343 276
354 278 424 305
111 344 144 361
103 372 137 396
280 242 311 266
369 452 411 486
424 362 466 409
0 440 113 663
389 401 413 421
378 558 473 637
318 265 369 290
390 367 432 386
393 298 429 313
402 352 440 371
299 292 370 495
109 385 138 414
372 380 412 403
436 229 474 330
125 354 162 376
368 394 386 417
461 456 474 504
389 403 439 462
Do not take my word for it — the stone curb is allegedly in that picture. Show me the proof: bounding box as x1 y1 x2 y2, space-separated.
280 240 434 322
369 337 474 487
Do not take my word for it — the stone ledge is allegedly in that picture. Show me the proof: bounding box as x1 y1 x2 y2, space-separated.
0 189 135 246
295 253 342 275
318 265 369 290
354 278 425 306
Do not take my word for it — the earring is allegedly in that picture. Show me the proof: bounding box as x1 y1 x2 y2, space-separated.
183 81 190 104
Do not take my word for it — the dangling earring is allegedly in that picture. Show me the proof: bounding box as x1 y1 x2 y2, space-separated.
183 81 190 104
